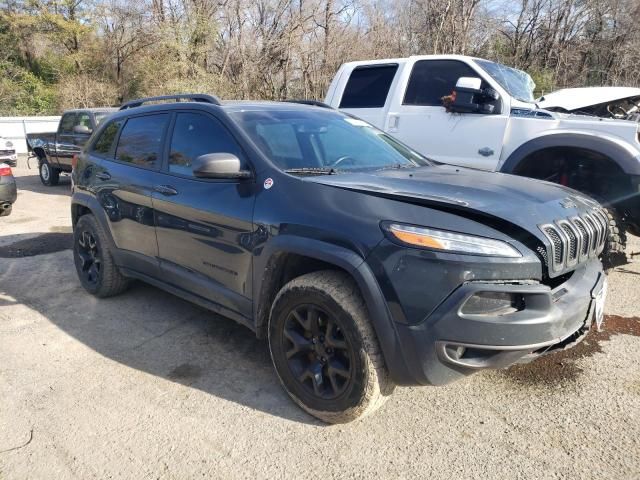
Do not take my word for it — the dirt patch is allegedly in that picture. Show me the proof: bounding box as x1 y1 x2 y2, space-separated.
503 315 640 386
0 232 72 258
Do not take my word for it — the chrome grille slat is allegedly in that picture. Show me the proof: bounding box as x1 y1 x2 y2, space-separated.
539 207 608 274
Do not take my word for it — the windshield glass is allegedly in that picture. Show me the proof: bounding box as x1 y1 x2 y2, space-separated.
474 59 535 103
229 108 429 172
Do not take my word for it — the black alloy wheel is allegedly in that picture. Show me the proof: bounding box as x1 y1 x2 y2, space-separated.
283 303 354 399
76 230 102 286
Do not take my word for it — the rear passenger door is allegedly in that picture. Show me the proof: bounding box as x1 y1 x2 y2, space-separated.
152 110 255 320
90 113 169 275
337 64 398 129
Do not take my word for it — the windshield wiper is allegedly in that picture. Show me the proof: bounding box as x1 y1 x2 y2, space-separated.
284 167 339 176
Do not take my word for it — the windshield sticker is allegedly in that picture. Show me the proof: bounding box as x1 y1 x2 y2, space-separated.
264 178 274 190
344 118 370 127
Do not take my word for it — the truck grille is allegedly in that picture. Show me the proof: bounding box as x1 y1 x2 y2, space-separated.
539 207 608 274
0 149 15 156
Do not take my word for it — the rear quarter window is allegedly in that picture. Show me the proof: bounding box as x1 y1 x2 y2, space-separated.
91 120 123 157
339 65 398 108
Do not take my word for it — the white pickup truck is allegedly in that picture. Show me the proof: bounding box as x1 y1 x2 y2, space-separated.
325 55 640 265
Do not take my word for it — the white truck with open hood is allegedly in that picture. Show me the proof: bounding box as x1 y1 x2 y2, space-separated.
325 55 640 267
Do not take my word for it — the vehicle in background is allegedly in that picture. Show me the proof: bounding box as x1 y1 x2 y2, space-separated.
537 87 640 121
72 94 608 423
26 108 116 186
0 136 17 167
325 55 640 268
0 163 17 217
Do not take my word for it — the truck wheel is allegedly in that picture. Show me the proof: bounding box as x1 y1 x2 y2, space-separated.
268 270 395 423
73 214 129 297
600 205 627 271
39 159 60 186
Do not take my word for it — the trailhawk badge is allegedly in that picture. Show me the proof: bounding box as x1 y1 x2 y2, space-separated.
264 178 274 190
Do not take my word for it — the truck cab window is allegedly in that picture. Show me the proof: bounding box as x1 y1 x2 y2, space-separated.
59 113 77 134
339 65 398 108
403 60 478 106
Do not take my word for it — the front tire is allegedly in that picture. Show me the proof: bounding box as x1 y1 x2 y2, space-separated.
600 205 627 271
268 270 395 423
39 159 60 186
73 214 129 297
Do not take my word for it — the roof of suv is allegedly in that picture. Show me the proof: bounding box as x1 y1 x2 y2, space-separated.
107 98 334 120
63 107 118 114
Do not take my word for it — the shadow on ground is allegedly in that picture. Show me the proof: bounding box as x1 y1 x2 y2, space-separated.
0 233 318 425
14 170 72 197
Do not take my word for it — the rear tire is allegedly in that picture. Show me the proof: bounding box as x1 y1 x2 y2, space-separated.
268 270 395 423
73 214 129 297
39 159 60 186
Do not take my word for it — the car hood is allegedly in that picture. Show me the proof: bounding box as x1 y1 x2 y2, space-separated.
305 164 598 232
537 87 640 111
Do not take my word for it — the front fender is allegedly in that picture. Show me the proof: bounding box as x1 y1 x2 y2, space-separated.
253 234 416 385
500 131 640 175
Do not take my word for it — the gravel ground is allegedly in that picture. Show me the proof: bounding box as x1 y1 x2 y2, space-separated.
1 158 639 479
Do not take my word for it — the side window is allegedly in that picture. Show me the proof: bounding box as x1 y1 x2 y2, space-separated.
74 112 93 134
169 112 241 176
59 113 77 135
92 120 123 157
403 60 479 106
339 65 398 108
115 114 169 168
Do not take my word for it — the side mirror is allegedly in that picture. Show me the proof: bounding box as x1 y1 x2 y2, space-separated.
192 153 252 179
73 125 92 135
445 77 498 114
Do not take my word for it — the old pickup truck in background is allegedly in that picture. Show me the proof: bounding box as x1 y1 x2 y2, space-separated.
26 108 115 186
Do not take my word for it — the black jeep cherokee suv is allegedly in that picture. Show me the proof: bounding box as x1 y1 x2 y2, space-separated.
71 94 608 423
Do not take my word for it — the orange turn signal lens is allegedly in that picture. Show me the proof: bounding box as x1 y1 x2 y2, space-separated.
389 227 443 249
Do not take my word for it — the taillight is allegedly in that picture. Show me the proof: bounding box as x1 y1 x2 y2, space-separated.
0 164 11 176
72 154 78 169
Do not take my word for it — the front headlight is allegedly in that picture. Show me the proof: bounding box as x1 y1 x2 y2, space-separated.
384 223 522 257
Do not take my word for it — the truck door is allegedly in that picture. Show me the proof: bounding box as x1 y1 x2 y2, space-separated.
387 59 509 171
54 112 77 167
57 112 92 168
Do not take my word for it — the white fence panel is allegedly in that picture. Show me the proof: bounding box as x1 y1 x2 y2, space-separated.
0 116 61 154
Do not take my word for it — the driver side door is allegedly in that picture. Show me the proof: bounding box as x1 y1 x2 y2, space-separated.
387 59 509 171
152 110 255 320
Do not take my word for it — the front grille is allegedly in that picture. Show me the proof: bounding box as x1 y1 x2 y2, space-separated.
0 149 15 156
539 205 608 274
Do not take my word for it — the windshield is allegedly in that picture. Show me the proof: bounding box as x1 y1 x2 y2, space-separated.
229 108 430 172
474 59 535 103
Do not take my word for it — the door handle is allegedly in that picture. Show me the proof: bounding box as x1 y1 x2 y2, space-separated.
95 172 111 181
478 147 494 157
153 184 178 196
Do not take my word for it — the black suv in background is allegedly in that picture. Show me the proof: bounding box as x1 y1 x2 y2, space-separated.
72 94 608 423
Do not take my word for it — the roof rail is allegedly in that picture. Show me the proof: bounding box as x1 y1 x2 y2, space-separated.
284 99 333 109
119 94 222 110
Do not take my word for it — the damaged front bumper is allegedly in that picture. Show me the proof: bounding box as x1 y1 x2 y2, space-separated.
386 258 605 386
